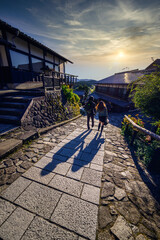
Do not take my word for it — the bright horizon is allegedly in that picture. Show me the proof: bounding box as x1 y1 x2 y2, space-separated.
0 0 160 80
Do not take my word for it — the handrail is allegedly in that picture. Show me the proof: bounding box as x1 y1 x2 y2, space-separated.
124 115 160 141
48 69 78 78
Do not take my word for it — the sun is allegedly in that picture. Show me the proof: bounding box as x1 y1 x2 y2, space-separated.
118 51 125 58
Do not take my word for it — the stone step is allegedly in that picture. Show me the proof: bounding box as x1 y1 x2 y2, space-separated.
0 123 18 135
2 96 32 103
0 89 44 128
0 115 21 124
11 90 43 97
0 107 24 116
0 138 22 159
0 102 26 109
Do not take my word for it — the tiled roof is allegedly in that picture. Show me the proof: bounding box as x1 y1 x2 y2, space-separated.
145 59 160 70
97 59 160 85
97 71 144 85
0 19 73 64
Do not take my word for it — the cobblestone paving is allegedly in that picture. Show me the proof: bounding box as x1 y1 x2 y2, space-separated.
0 114 160 240
97 114 160 240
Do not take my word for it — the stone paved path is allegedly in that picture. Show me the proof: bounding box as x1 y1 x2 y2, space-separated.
0 114 160 240
97 114 160 240
0 117 104 240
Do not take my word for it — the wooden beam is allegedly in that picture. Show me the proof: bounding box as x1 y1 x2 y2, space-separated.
124 115 160 141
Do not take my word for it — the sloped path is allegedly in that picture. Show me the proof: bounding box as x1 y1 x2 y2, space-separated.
97 114 160 240
0 117 104 240
0 114 160 240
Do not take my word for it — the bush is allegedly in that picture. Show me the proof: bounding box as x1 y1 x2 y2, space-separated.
121 114 144 139
121 115 160 168
130 70 160 119
152 120 160 135
62 85 80 104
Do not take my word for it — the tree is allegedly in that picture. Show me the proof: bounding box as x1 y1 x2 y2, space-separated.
130 70 160 119
83 85 90 99
75 83 90 99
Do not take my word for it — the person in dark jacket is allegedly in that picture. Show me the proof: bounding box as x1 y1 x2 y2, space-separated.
96 100 108 133
84 96 96 130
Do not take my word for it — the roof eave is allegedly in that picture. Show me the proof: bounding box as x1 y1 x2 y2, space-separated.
0 19 73 64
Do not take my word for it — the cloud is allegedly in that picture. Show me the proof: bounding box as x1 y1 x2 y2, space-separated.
15 0 160 77
105 0 160 25
26 7 39 15
65 20 82 26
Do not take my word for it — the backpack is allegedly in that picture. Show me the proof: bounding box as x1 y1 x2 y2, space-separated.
84 101 95 114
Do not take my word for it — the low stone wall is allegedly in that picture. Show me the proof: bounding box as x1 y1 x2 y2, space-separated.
21 91 80 129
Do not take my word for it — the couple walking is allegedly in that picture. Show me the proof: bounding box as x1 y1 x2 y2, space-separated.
85 96 109 133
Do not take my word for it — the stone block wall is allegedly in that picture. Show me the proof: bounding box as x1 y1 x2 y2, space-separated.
21 90 80 129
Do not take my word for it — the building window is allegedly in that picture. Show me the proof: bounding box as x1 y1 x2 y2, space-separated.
45 62 53 69
10 50 29 70
55 65 59 72
31 57 43 73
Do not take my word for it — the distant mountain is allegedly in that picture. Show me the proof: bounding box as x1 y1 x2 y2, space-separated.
77 79 97 82
74 79 97 89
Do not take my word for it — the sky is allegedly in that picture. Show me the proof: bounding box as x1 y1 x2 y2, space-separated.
0 0 160 80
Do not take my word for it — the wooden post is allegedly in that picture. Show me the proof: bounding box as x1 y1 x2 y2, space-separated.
42 75 45 90
53 76 54 90
52 71 55 90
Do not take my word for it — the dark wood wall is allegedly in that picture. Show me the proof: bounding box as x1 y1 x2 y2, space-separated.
96 84 130 100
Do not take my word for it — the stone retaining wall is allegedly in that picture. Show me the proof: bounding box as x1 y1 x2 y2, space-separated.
21 91 80 129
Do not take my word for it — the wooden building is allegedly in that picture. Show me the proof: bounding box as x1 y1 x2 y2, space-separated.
95 69 143 100
95 59 160 101
0 19 76 89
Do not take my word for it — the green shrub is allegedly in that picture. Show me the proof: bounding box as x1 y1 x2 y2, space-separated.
130 69 160 119
121 115 160 168
152 120 160 135
62 85 80 104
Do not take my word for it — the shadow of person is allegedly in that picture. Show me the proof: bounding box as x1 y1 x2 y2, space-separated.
71 132 105 172
41 129 92 176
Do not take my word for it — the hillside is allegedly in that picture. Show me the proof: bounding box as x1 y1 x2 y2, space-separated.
77 79 97 82
76 79 97 86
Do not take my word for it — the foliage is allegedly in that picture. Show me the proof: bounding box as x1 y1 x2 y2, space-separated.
152 120 160 135
133 139 159 167
84 85 90 98
75 83 91 98
74 81 96 99
75 80 97 87
69 103 80 117
61 85 80 117
90 85 95 93
129 70 160 119
121 114 144 138
62 85 80 104
121 114 160 168
43 91 80 123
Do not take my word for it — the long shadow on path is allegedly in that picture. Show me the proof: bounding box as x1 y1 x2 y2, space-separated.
41 129 104 176
71 132 104 172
